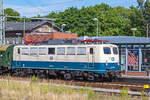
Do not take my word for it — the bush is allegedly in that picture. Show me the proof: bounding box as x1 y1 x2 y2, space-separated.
31 75 39 83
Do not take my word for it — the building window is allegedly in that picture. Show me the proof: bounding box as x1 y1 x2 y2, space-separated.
22 48 29 55
30 47 38 55
16 37 18 44
12 37 15 44
39 47 47 55
48 48 55 55
77 47 86 55
67 47 75 55
22 38 24 44
6 38 9 44
57 47 65 55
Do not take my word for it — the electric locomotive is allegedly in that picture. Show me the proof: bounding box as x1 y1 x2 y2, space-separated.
0 40 121 81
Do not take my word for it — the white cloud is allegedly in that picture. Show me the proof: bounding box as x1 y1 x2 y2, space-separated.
4 0 137 17
4 0 83 17
4 4 68 17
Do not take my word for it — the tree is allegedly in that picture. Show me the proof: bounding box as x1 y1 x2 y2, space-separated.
45 2 150 37
4 8 21 21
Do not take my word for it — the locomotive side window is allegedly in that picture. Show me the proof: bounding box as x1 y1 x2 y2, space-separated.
90 48 94 54
18 48 20 54
48 48 55 55
22 48 29 55
30 47 38 55
113 47 118 54
57 47 65 55
77 47 86 55
39 47 47 55
67 47 75 55
103 47 111 54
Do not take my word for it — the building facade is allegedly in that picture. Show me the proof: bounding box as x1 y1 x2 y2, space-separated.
5 21 61 44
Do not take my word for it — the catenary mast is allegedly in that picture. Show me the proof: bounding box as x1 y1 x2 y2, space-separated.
0 0 4 46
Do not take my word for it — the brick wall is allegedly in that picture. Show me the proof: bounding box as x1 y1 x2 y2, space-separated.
121 72 148 76
52 32 77 39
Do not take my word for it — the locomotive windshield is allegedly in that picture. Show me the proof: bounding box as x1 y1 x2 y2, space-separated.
113 47 118 54
103 47 111 54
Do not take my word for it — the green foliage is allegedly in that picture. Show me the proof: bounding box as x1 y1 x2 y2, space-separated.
4 8 21 22
141 91 149 100
5 0 150 37
31 75 39 83
45 1 150 37
87 89 99 100
120 87 129 100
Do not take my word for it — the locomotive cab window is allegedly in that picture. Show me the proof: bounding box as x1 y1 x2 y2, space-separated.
48 48 55 55
103 47 111 54
113 47 118 54
90 48 94 54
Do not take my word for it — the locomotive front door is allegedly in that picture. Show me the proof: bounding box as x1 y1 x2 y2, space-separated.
16 48 21 68
88 47 95 68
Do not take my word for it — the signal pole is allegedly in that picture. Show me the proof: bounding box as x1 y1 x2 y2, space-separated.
0 0 3 46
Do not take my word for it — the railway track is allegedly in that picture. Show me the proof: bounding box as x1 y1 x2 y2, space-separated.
0 75 146 96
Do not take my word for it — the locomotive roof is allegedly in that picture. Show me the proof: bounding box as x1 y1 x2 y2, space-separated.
15 43 117 47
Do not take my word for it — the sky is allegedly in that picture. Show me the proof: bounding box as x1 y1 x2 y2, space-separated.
4 0 138 17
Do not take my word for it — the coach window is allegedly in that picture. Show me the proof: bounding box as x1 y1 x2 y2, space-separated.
77 47 86 55
103 47 111 54
30 47 38 55
57 47 65 55
67 47 75 55
22 48 29 55
48 48 55 55
39 47 47 55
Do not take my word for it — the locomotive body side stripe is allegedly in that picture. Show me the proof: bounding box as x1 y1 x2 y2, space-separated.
12 61 120 74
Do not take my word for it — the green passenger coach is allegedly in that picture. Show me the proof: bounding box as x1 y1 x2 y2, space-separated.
0 45 14 69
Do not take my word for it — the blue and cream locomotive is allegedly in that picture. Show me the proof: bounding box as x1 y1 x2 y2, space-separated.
0 40 121 81
11 40 121 80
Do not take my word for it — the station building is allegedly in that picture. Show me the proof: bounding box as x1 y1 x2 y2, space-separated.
79 36 150 76
5 21 77 44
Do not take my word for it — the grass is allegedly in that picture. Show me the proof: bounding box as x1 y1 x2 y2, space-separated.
0 77 149 100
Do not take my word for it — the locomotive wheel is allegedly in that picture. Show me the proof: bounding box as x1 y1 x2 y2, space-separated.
64 73 72 80
87 75 95 81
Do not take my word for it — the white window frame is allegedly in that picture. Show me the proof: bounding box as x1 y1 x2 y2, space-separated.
67 47 75 55
22 47 29 55
39 47 47 55
30 47 38 55
57 47 65 55
77 47 86 55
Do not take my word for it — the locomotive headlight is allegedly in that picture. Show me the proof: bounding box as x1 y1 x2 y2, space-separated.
111 57 115 61
106 60 108 66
